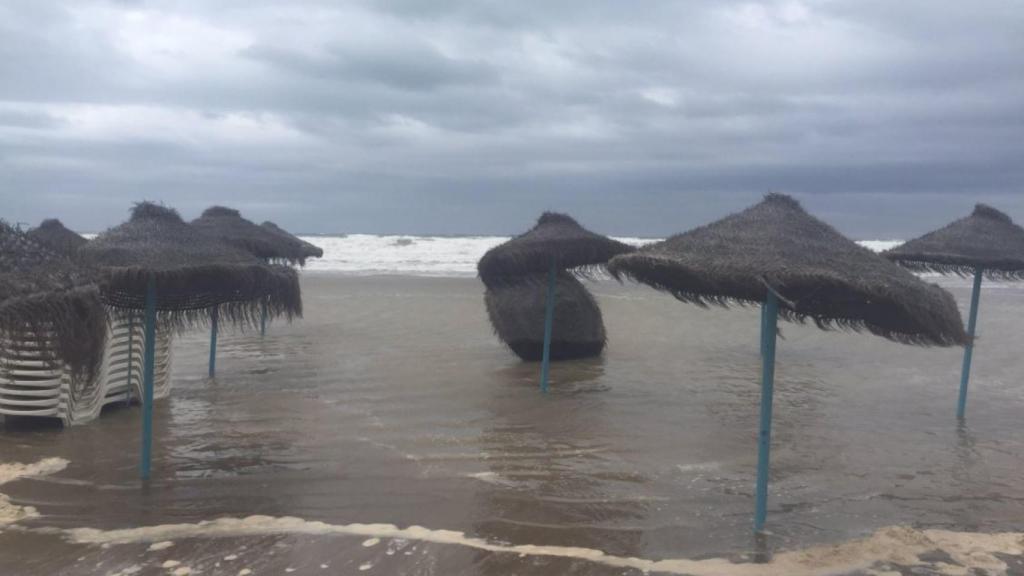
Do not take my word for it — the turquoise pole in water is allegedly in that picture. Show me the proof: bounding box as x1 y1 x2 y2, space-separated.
540 263 556 393
209 304 219 378
957 268 984 419
754 291 779 532
260 298 267 337
759 303 767 356
139 277 157 480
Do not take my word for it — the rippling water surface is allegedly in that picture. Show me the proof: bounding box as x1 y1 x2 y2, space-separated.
1 274 1023 575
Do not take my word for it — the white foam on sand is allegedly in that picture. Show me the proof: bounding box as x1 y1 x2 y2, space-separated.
60 515 1024 576
0 457 69 526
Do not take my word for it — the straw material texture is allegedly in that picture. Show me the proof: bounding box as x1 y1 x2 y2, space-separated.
608 194 967 347
478 212 633 287
485 272 606 360
885 204 1024 280
80 203 302 329
1 221 106 383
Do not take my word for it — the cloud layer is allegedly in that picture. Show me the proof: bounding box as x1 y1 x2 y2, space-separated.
2 0 1021 236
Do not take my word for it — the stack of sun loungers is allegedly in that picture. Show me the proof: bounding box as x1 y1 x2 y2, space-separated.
0 316 173 426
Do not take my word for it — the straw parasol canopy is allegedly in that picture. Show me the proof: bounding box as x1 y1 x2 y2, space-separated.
191 206 307 266
477 212 634 288
26 219 88 256
261 221 324 262
607 193 968 347
884 204 1024 279
1 221 106 382
79 203 302 327
486 272 606 361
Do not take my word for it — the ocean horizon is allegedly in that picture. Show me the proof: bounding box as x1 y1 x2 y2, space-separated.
81 233 906 277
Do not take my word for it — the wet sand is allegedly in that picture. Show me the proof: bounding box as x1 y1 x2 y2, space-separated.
1 274 1023 575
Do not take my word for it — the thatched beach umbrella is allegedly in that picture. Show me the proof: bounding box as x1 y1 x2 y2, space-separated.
477 213 633 392
192 206 308 338
1 221 106 386
261 221 324 261
26 219 88 256
485 272 606 361
80 202 302 479
192 207 307 266
885 204 1024 419
608 193 967 532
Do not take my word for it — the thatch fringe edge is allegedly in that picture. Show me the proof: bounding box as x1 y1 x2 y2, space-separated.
609 256 968 348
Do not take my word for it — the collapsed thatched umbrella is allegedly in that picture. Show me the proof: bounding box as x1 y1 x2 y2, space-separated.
608 193 967 532
1 221 106 387
478 213 633 391
192 206 309 339
885 204 1024 419
80 202 302 479
26 219 88 256
261 221 324 261
485 272 606 361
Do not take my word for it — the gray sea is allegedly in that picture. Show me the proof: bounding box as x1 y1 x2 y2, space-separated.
1 274 1023 575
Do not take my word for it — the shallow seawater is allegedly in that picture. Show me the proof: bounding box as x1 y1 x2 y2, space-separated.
1 274 1023 575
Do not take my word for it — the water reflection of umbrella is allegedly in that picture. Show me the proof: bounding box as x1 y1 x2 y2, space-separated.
478 213 633 392
25 219 88 256
192 206 307 340
885 204 1024 419
1 221 106 386
80 202 302 479
608 193 967 531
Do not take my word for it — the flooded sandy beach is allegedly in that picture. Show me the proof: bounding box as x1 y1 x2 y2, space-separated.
1 273 1023 575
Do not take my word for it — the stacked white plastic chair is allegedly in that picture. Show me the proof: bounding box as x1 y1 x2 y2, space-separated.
103 315 173 405
0 328 75 423
0 326 107 426
0 317 173 426
103 316 142 407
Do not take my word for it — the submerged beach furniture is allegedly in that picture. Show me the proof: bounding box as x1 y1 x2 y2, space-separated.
26 219 88 257
80 203 302 479
885 204 1024 419
485 271 607 361
608 193 968 532
0 221 107 425
478 212 633 392
192 206 309 350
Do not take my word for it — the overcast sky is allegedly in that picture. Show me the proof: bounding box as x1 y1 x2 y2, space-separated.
1 1 1021 237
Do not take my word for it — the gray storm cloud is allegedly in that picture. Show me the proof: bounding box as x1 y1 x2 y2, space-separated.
0 0 1021 237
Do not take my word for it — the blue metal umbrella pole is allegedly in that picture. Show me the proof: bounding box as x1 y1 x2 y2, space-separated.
540 263 557 393
139 277 157 480
209 304 219 378
957 268 984 419
754 291 779 532
759 303 767 357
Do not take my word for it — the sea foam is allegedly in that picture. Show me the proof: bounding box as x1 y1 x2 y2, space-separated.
296 235 898 276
